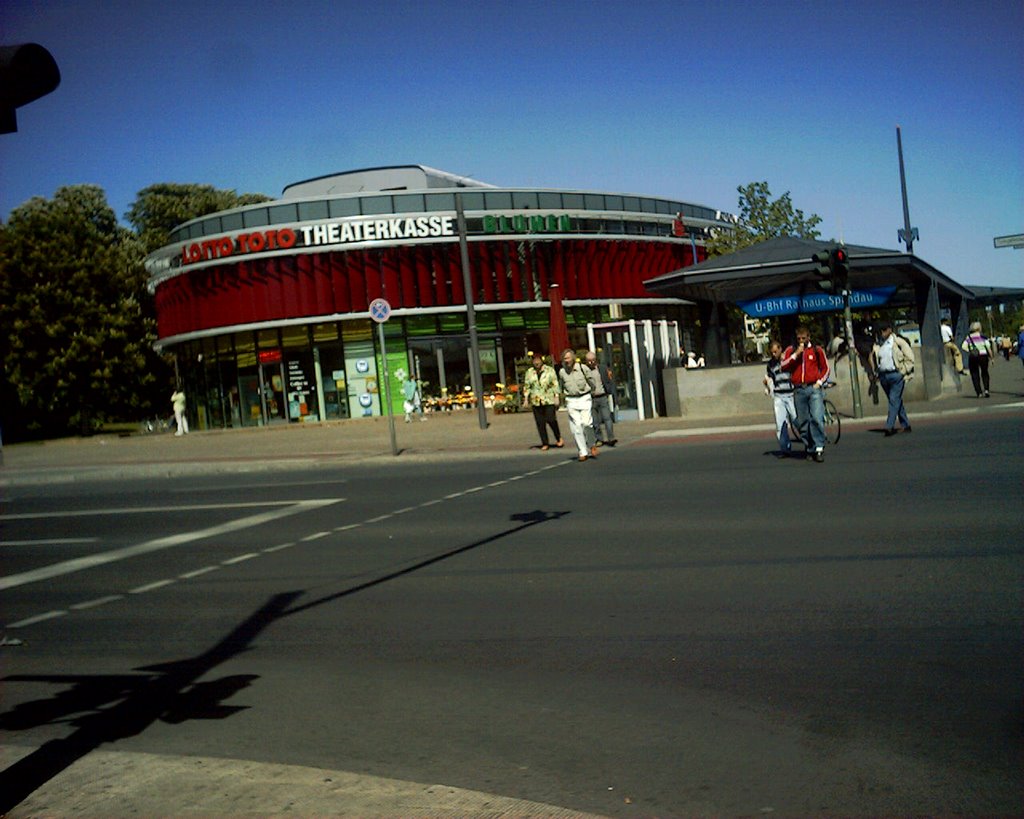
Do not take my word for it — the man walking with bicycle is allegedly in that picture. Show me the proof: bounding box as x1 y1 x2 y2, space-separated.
781 325 831 462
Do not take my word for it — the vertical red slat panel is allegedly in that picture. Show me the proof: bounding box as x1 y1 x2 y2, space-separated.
381 248 400 304
348 251 367 312
398 248 417 308
447 244 464 305
533 242 549 295
492 241 509 302
431 245 447 305
415 245 434 308
329 252 349 314
476 243 494 304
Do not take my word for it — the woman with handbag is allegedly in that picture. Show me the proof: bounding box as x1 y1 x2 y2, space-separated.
960 321 994 397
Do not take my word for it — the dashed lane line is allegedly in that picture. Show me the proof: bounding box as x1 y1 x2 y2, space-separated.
6 458 581 629
129 579 176 594
0 499 341 592
222 553 259 565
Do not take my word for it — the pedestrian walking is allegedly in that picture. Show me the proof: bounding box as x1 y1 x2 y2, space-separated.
558 348 598 462
870 322 914 436
402 375 425 422
521 354 563 451
961 321 994 397
171 388 189 436
1017 324 1024 371
781 325 830 462
583 351 616 446
941 318 967 374
763 340 797 457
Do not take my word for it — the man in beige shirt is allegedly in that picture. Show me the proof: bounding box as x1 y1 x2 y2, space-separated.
558 349 598 461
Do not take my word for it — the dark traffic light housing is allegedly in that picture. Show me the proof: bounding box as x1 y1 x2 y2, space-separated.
0 43 61 134
811 246 851 292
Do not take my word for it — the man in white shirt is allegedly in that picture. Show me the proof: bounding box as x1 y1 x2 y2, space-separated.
941 319 966 374
870 323 915 437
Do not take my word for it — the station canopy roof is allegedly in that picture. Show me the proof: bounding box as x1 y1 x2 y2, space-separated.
644 236 975 306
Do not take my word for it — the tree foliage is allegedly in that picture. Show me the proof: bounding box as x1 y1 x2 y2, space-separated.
126 183 271 254
707 181 823 257
0 185 167 437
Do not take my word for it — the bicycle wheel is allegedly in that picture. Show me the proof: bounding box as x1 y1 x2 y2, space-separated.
823 399 841 445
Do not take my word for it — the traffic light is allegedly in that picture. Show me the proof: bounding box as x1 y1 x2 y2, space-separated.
811 248 834 291
831 246 850 282
0 43 61 134
810 246 851 292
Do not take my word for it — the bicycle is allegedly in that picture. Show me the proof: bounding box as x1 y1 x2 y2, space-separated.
822 385 841 445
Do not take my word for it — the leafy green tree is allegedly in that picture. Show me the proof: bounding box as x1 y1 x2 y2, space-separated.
708 181 823 257
0 185 165 437
126 183 270 254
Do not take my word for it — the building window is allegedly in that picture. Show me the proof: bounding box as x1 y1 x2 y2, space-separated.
361 195 392 215
484 191 513 209
393 193 425 213
584 193 605 210
222 211 244 231
329 198 360 217
244 208 270 228
538 192 562 209
512 192 539 209
425 193 455 211
298 201 329 221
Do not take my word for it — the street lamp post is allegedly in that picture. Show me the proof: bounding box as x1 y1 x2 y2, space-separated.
455 193 488 430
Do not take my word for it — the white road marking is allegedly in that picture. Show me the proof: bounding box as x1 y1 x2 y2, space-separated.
0 500 326 521
70 595 123 610
3 538 99 546
8 610 67 628
334 523 362 531
179 565 219 579
222 553 259 565
129 579 176 594
263 542 296 553
365 514 393 523
0 499 341 592
300 532 329 542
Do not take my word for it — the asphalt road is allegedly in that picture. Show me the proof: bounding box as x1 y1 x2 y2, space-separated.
2 412 1022 816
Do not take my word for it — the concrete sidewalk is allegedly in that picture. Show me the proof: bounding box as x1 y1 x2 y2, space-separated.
1 358 1021 486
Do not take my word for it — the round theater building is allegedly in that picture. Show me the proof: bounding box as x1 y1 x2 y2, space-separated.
145 165 730 428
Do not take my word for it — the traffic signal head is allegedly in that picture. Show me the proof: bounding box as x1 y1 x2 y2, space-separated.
811 249 831 278
831 247 850 276
0 43 61 134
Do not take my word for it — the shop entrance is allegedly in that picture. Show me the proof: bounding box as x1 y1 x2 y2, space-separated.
588 320 680 420
257 357 287 424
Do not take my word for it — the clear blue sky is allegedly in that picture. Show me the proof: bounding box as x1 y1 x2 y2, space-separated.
2 0 1021 288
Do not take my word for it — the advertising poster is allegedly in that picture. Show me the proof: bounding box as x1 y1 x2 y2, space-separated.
345 340 379 417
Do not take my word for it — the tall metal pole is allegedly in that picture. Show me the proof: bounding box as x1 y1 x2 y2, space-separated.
896 126 918 253
842 286 863 418
377 320 398 456
455 193 488 430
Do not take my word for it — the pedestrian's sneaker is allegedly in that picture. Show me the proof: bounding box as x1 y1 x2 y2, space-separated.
813 449 825 462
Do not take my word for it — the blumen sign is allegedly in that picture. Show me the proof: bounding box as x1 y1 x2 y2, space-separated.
737 286 897 318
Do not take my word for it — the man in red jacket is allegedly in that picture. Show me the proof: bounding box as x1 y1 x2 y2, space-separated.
781 324 831 462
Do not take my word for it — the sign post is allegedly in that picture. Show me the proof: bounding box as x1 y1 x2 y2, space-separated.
369 297 399 456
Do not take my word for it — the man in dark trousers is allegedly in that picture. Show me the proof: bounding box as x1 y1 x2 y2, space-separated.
584 350 616 446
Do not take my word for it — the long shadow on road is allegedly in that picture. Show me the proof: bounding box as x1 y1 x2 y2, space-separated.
0 509 568 814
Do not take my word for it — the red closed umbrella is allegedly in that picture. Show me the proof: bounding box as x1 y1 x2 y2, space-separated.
548 284 570 368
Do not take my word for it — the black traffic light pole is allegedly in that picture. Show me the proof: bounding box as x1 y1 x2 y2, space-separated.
837 252 864 420
812 247 863 419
